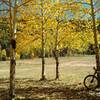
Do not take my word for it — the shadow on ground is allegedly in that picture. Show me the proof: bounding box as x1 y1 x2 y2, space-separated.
0 79 100 100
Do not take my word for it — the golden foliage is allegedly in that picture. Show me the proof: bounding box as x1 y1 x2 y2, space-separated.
15 0 95 55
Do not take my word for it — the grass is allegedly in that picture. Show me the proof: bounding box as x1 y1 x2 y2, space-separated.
0 55 99 100
0 55 96 82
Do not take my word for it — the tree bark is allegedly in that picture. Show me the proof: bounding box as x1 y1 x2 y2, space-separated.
0 43 1 60
40 0 46 80
9 0 17 99
90 0 100 84
55 19 59 80
41 26 46 80
55 51 59 79
2 1 4 16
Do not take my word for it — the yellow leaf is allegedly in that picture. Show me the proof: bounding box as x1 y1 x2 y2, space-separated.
85 0 90 3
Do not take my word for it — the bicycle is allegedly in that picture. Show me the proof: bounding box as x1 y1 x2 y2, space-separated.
83 67 100 90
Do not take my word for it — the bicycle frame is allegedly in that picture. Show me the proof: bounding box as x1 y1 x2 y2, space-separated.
93 67 97 76
83 67 99 90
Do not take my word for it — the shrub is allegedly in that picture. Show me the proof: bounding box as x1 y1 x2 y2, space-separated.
16 53 20 60
20 53 31 59
1 49 6 61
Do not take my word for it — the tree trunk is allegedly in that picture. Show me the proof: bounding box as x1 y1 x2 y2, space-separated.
9 0 17 99
90 0 100 85
2 1 4 16
55 50 59 79
0 44 1 60
40 0 46 80
55 20 59 80
41 31 46 80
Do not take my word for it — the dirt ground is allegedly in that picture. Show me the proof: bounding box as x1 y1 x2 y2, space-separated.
0 79 100 100
0 56 100 100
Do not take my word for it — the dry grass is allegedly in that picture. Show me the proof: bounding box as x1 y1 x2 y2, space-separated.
0 55 95 80
0 55 100 100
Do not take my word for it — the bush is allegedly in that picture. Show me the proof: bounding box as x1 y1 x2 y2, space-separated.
1 49 6 56
2 56 6 61
20 53 31 59
1 49 6 61
16 53 20 60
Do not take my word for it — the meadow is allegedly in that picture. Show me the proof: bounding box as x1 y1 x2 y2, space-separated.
0 55 96 80
1 55 100 100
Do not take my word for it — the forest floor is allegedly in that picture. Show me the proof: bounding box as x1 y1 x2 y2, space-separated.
0 55 100 100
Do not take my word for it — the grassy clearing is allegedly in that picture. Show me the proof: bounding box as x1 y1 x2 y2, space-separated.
0 55 96 83
0 55 100 100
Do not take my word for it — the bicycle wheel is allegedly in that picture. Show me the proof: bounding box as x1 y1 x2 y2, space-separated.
83 75 98 90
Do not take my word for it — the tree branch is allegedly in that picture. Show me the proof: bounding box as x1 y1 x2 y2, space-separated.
0 9 9 12
2 0 14 8
69 1 90 6
17 0 34 8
